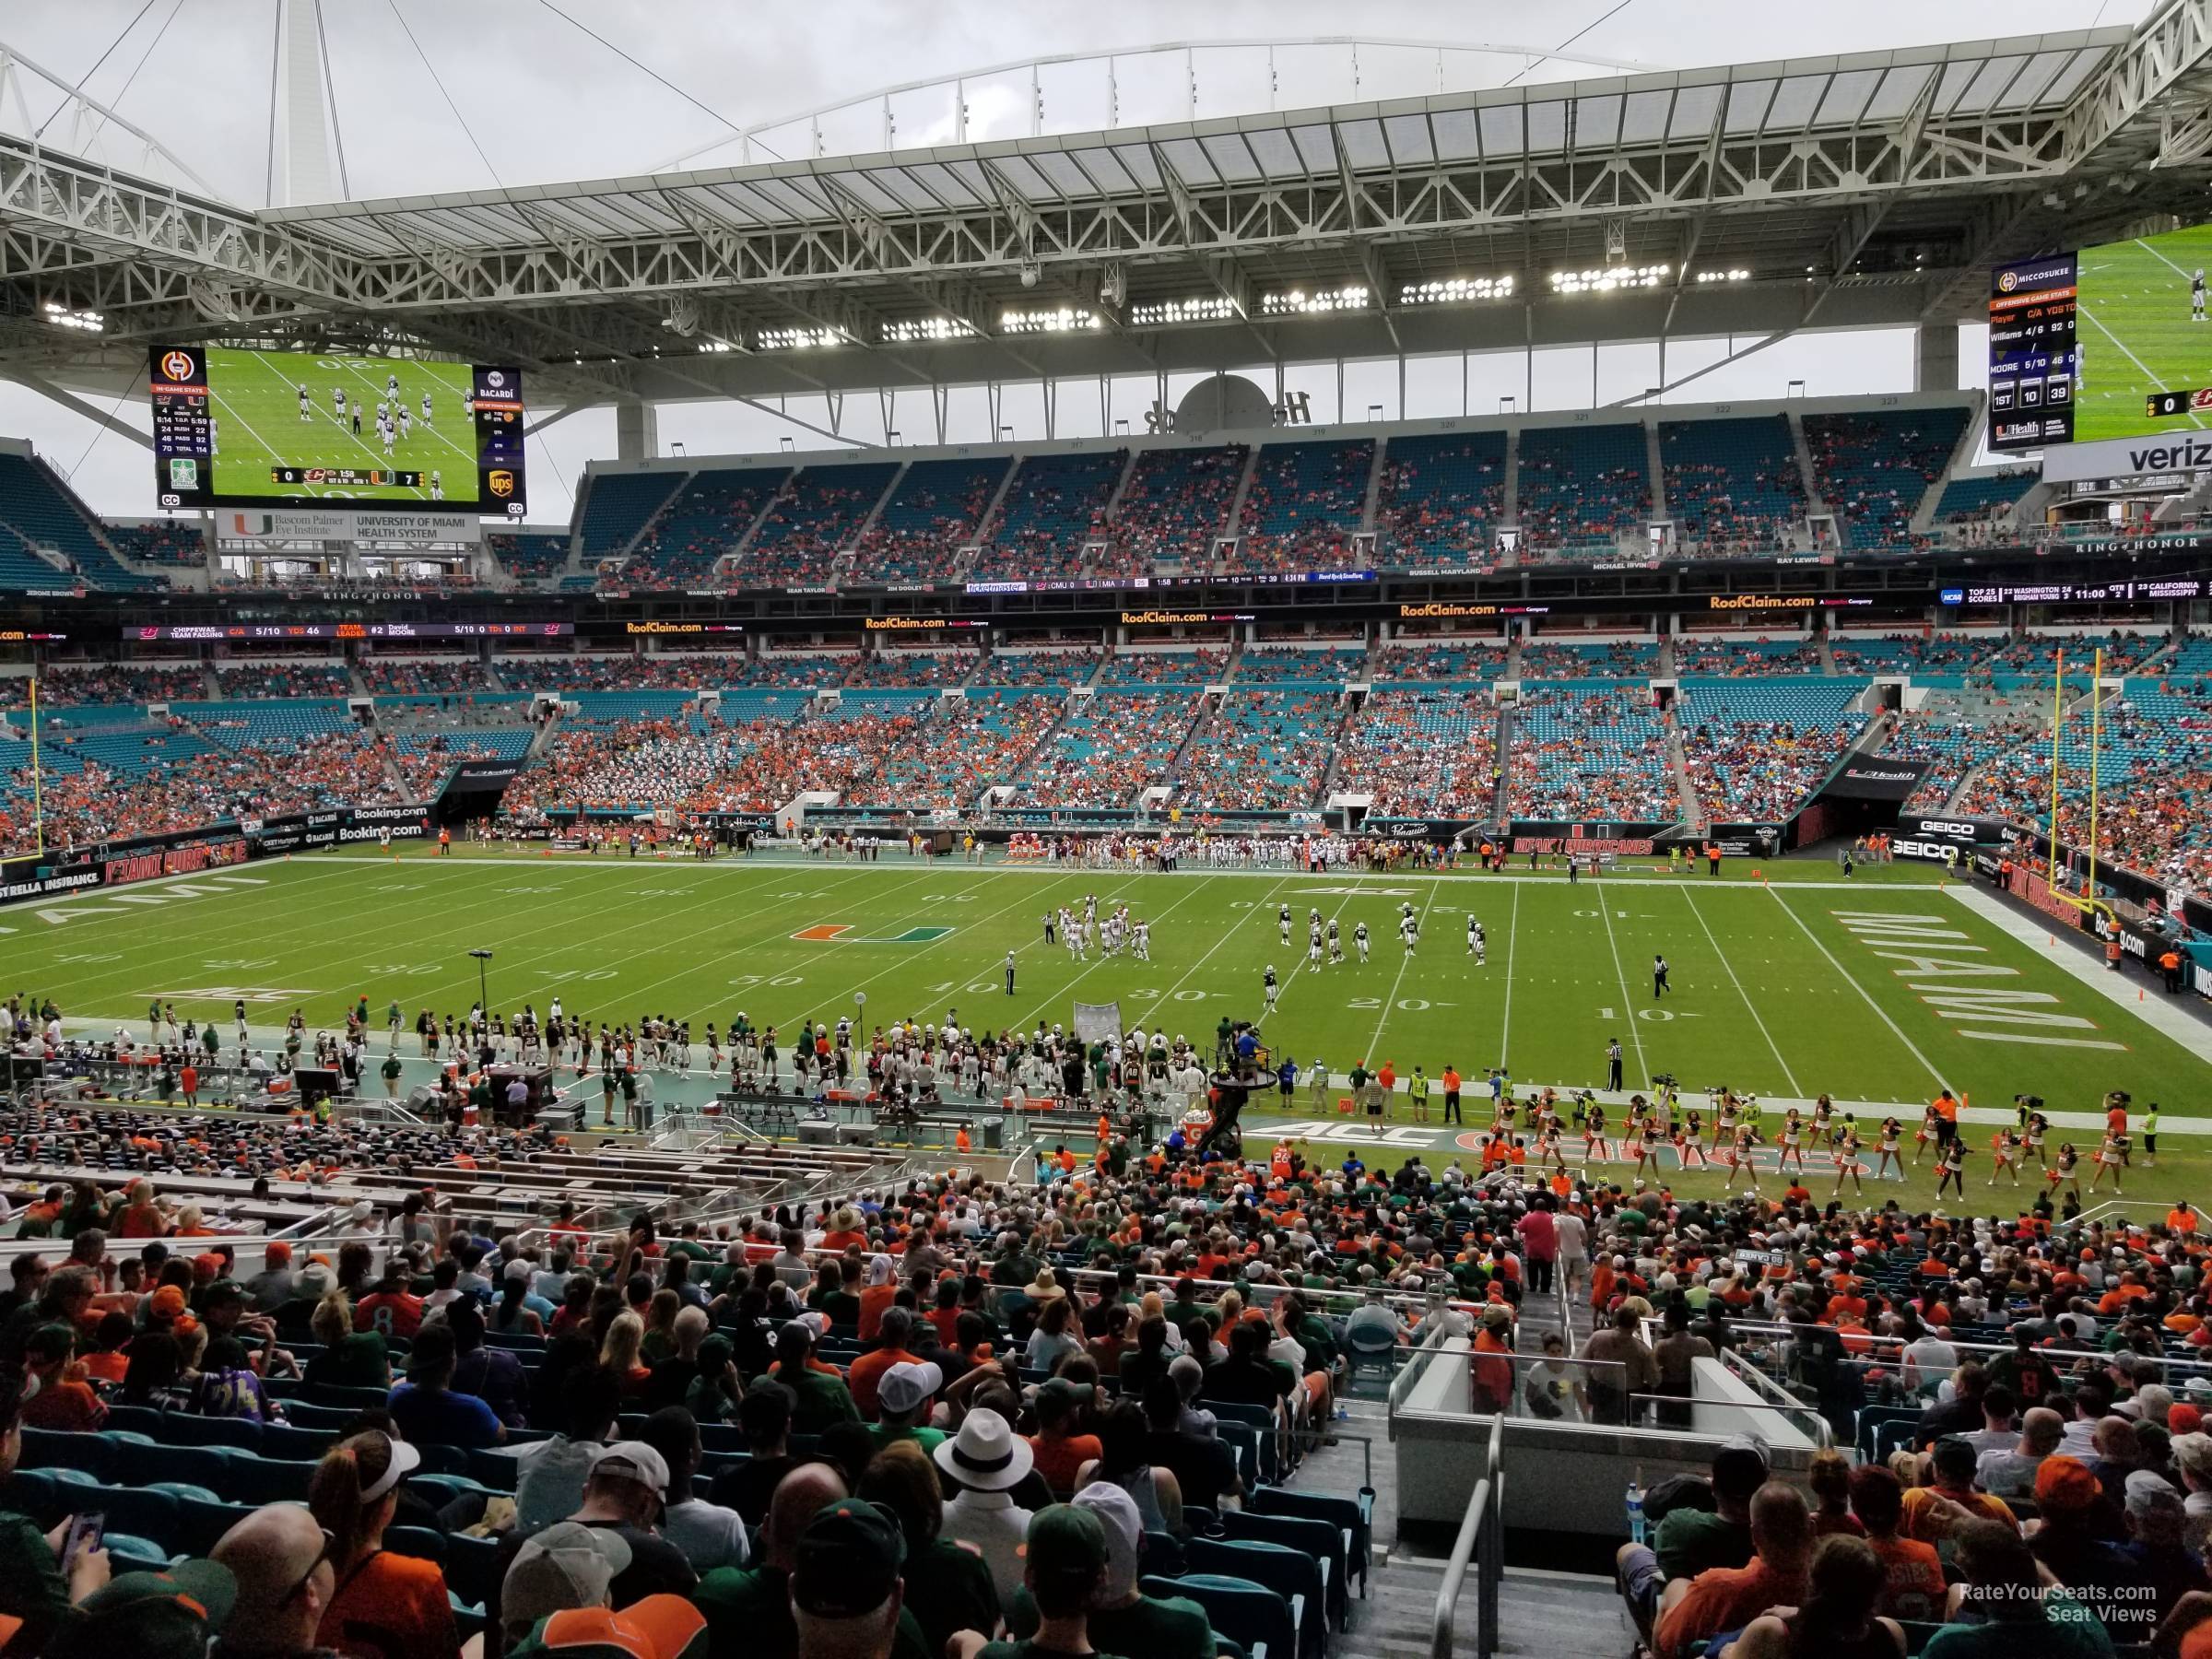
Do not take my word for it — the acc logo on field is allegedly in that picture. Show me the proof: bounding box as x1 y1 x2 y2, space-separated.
487 470 515 499
160 349 195 382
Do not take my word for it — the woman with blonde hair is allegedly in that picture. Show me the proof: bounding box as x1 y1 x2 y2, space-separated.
308 1430 459 1658
600 1308 652 1397
306 1289 392 1388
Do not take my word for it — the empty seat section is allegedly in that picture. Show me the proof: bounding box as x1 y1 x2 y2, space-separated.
1659 415 1805 555
1375 431 1506 570
1111 446 1246 574
857 456 1012 581
1515 425 1649 558
1232 439 1372 571
743 464 900 586
975 450 1124 580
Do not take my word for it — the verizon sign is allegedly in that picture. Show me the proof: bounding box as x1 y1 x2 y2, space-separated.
2041 433 2212 485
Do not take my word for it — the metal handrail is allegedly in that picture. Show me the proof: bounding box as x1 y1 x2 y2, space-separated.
1668 1314 2212 1383
1431 1412 1504 1659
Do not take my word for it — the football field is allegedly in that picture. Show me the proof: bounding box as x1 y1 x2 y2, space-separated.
10 848 2210 1196
205 350 479 505
2075 228 2212 441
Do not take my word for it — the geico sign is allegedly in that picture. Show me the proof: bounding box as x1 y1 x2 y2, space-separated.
1892 839 1960 865
1912 820 1981 839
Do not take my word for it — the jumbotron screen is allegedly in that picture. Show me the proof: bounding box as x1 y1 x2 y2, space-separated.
1991 221 2212 453
148 346 525 515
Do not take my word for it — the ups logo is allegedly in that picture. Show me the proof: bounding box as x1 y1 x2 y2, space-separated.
487 470 515 499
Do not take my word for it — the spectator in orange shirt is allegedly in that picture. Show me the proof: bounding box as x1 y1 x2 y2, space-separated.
848 1306 929 1420
1902 1437 2017 1540
1851 1465 1945 1621
1627 1483 1814 1659
857 1254 899 1342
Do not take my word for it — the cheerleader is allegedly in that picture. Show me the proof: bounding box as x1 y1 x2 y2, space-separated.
1809 1094 1836 1148
1721 1124 1763 1193
1629 1113 1663 1181
1935 1134 1968 1201
1912 1105 1940 1166
1584 1104 1613 1163
2022 1112 2047 1171
1538 1122 1569 1174
1678 1108 1710 1169
2046 1142 2082 1202
1987 1129 2022 1187
2088 1132 2125 1194
1831 1123 1865 1196
1871 1117 1902 1182
1778 1109 1806 1173
1714 1091 1741 1147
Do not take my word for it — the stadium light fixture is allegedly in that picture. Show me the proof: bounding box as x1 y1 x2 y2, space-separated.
1126 295 1238 327
1259 284 1369 316
999 306 1101 335
41 302 103 334
880 317 979 345
1691 269 1750 284
1398 276 1515 306
756 325 848 351
1549 265 1669 295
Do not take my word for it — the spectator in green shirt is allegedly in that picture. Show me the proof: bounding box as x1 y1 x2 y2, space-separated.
770 1320 861 1434
1000 1483 1212 1659
0 1368 109 1650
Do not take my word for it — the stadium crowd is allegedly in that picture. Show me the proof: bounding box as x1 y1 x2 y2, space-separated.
1 1063 2209 1659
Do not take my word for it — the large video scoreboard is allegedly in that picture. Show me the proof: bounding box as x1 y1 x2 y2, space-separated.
150 345 526 515
1988 255 2077 453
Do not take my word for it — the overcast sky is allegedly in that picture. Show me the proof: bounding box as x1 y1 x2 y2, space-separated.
0 0 2135 519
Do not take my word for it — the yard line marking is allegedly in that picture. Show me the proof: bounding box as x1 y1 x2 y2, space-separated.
1271 873 1371 1015
1154 873 1297 1016
1595 877 1649 1085
1681 885 1800 1096
1499 881 1521 1066
1005 871 1218 1030
1363 876 1441 1064
1766 886 1949 1091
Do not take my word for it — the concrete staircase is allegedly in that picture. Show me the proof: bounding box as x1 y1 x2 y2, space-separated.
1359 439 1389 531
1787 410 1825 516
1669 717 1702 833
1490 704 1515 820
1500 429 1522 530
1222 443 1264 536
1816 629 1839 675
1643 419 1668 524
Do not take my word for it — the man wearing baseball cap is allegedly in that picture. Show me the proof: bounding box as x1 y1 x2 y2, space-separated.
791 1498 908 1659
507 1593 710 1659
950 1504 1112 1659
47 1563 237 1659
495 1441 697 1633
870 1361 946 1455
997 1484 1212 1659
500 1523 633 1651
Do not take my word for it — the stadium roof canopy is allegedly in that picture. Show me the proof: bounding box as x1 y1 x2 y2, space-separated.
5 5 2212 418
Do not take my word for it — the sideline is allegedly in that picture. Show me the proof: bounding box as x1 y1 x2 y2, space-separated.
1945 885 2212 1067
294 850 1936 894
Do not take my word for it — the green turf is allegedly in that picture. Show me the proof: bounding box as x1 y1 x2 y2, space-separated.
2074 224 2212 442
203 348 482 506
6 847 2206 1134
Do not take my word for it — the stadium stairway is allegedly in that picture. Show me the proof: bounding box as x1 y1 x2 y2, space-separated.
1909 406 1988 536
1643 422 1668 523
1669 718 1701 834
1499 429 1520 540
1816 629 1838 675
1655 635 1675 678
1488 703 1514 821
1787 411 1823 514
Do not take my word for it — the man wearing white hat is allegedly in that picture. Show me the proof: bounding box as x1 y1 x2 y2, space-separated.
935 1408 1036 1599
